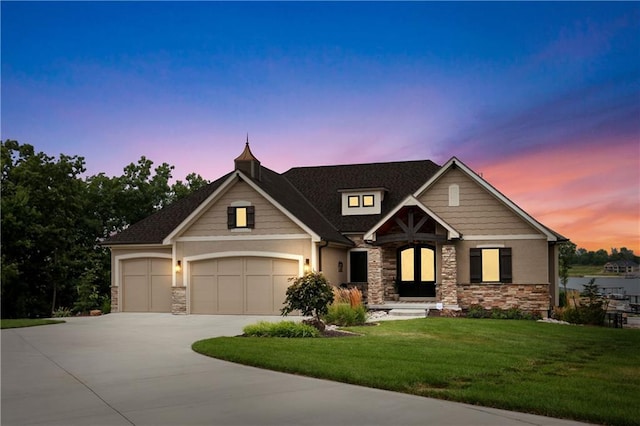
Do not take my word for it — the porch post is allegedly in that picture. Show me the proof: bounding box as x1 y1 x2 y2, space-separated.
367 247 384 305
441 244 459 308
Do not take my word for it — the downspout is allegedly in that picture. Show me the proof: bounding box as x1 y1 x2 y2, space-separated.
318 240 329 272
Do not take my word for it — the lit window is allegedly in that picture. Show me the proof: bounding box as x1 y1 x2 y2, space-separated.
227 206 255 229
362 195 375 207
348 195 360 207
470 248 512 283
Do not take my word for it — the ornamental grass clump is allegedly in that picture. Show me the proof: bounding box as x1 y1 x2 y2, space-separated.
324 287 367 326
243 321 320 338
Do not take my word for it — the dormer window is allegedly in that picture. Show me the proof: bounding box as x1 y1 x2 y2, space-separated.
339 188 386 216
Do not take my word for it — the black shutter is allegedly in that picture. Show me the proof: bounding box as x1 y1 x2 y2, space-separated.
500 248 512 283
227 207 236 229
247 206 255 228
470 248 482 283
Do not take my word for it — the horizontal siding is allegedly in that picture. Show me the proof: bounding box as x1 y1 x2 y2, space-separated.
181 181 305 237
419 168 539 236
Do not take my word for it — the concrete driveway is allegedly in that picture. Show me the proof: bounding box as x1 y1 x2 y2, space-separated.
2 313 590 426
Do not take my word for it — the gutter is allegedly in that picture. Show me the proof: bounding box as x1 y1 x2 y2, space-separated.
318 240 330 272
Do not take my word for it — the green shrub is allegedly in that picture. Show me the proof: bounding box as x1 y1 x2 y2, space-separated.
281 272 334 320
561 279 607 326
324 303 367 326
243 321 320 338
466 305 488 318
466 305 540 320
100 296 111 314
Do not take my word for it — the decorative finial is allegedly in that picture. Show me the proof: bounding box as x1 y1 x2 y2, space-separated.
246 133 249 146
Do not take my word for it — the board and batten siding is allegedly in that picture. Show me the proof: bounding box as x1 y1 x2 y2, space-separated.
180 181 305 237
418 168 539 236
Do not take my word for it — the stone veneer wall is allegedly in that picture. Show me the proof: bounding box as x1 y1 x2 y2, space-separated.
440 245 458 307
457 284 550 313
110 286 119 312
172 286 187 314
367 246 384 305
381 243 401 301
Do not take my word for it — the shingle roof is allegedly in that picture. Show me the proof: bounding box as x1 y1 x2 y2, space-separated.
282 160 441 233
104 172 233 245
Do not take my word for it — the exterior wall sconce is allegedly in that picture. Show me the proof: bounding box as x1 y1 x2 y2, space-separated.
175 260 182 273
338 261 343 272
304 258 311 273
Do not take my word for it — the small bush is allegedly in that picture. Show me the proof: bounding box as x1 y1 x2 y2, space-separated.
243 321 320 338
100 296 111 314
324 303 367 326
466 306 540 320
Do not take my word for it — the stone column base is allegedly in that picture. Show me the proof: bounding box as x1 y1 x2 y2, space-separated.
110 286 119 312
172 286 187 314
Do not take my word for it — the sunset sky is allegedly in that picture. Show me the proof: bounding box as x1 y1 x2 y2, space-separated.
2 2 639 253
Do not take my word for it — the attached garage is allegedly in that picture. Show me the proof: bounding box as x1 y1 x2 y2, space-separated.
121 258 172 312
189 256 299 315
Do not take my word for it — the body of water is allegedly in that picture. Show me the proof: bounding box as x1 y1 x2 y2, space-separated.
566 276 640 296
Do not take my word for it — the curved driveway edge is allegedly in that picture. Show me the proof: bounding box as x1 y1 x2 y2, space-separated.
2 313 592 426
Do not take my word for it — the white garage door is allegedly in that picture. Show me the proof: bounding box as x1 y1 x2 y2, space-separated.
190 257 298 315
121 258 172 312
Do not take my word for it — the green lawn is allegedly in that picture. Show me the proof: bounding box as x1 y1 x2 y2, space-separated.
193 318 640 426
1 318 65 329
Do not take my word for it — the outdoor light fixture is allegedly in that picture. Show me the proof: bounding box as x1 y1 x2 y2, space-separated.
338 261 343 272
175 260 182 273
304 258 311 273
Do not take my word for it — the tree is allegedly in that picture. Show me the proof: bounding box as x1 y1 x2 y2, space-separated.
1 140 98 318
558 241 576 306
281 272 334 329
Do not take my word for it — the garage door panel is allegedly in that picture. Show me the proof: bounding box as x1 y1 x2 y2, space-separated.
191 260 217 276
150 276 172 312
218 258 243 274
273 275 292 310
123 275 149 312
246 275 272 313
123 259 147 275
191 276 216 314
218 275 243 314
150 258 171 275
246 258 272 274
273 259 298 275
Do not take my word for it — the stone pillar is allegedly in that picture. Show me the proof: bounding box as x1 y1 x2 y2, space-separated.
367 247 384 305
441 245 459 308
110 286 119 312
172 286 187 314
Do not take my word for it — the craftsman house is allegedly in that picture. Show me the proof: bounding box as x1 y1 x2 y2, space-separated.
104 143 566 316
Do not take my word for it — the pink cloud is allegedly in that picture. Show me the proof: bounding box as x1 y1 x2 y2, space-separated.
475 140 640 252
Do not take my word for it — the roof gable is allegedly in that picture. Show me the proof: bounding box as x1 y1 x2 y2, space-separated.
415 157 564 242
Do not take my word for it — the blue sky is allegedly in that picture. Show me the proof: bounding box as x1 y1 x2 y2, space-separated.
2 1 639 251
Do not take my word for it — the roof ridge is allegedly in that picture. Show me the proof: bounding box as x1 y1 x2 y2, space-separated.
284 159 439 173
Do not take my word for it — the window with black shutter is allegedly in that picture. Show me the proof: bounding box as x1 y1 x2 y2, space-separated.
227 206 255 229
470 247 512 283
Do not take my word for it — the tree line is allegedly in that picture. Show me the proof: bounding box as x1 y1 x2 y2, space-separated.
561 242 638 266
1 140 209 318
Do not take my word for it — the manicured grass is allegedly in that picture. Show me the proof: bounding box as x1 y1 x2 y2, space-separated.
569 264 612 276
193 318 640 425
1 318 65 329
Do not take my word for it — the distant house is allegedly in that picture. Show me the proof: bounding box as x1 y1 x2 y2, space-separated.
603 260 640 274
104 143 567 317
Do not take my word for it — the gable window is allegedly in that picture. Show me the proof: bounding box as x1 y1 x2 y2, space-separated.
350 251 368 283
448 184 460 207
470 248 512 283
227 206 255 229
348 195 360 208
362 195 375 207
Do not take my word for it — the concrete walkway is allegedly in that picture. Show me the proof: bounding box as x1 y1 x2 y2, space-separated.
2 313 593 426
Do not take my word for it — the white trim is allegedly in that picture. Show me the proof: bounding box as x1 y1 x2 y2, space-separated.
413 157 557 242
183 251 305 314
476 243 505 248
114 252 173 287
363 195 460 241
175 234 311 242
464 234 547 241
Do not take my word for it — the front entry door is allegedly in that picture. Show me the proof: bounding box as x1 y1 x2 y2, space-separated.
397 245 436 297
